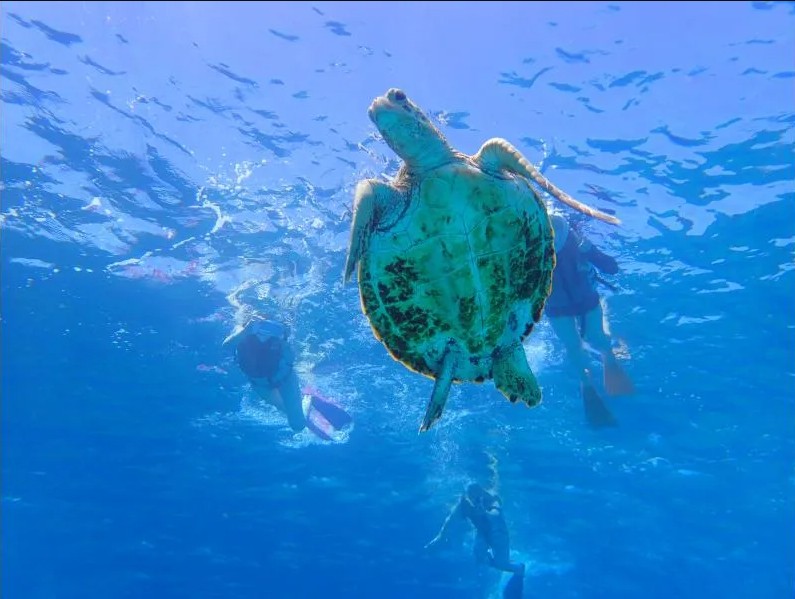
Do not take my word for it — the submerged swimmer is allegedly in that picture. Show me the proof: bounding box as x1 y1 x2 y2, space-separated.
227 315 352 440
426 483 525 598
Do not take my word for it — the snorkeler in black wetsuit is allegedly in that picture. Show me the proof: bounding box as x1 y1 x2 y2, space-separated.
545 214 635 428
426 483 525 598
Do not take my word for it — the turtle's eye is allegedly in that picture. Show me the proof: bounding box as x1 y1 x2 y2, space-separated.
388 88 407 102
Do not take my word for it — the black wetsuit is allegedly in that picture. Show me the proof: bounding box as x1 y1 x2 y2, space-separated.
545 228 618 318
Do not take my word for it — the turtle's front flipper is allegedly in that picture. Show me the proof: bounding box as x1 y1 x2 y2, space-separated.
493 342 542 408
473 138 620 226
419 347 457 433
343 179 401 284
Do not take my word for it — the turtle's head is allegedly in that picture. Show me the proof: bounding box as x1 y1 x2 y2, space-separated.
368 88 455 171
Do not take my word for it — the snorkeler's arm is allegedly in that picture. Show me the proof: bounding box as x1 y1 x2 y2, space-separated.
424 496 467 549
579 234 619 274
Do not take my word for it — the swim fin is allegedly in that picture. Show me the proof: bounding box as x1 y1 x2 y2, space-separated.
502 564 525 599
302 389 354 441
306 418 334 442
602 357 635 397
582 382 618 429
310 395 354 429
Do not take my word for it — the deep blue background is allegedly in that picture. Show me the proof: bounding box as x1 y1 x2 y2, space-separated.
2 2 794 598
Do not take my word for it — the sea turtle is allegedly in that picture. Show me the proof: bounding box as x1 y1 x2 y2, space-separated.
343 88 619 432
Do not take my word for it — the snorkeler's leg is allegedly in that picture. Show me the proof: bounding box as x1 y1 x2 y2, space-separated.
489 535 526 599
583 303 635 397
277 369 308 432
549 315 616 428
489 533 524 575
473 533 491 566
548 315 591 384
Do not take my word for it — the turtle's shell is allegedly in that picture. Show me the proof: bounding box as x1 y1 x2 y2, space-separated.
357 159 555 382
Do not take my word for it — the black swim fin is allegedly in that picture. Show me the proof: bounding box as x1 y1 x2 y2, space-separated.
582 382 618 429
503 565 525 599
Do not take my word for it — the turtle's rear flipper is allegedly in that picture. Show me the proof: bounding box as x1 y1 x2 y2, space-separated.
582 382 618 429
419 347 457 433
493 343 542 408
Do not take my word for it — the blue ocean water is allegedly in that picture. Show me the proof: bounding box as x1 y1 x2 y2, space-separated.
2 2 794 598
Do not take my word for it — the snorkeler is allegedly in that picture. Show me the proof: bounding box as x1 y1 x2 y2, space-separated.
227 315 351 440
545 213 635 428
426 483 525 598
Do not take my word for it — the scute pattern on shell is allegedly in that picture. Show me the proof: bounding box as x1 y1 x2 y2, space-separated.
357 160 555 383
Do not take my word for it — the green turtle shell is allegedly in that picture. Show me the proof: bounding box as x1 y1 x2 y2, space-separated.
357 159 555 382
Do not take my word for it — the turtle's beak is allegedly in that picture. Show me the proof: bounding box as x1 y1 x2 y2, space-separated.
368 95 391 123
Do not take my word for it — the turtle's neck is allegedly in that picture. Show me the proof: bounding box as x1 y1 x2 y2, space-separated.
400 136 457 174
